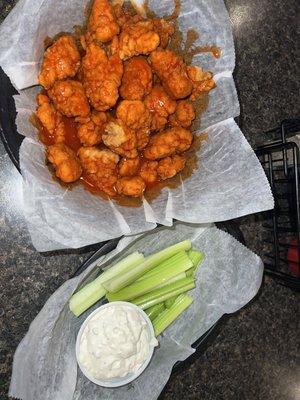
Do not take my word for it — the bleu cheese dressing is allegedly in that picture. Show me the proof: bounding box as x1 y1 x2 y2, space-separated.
78 304 157 380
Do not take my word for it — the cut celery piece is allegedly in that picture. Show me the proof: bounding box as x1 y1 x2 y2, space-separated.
165 295 179 309
69 252 144 317
137 251 188 282
186 250 204 277
102 240 191 293
153 294 193 336
106 255 193 302
145 303 165 321
188 250 204 267
154 272 186 290
186 268 194 278
131 277 195 310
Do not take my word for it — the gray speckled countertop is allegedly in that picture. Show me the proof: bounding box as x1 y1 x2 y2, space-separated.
0 0 299 399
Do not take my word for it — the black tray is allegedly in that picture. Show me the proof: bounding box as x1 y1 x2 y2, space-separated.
0 67 245 375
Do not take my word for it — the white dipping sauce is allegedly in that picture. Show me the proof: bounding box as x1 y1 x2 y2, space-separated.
78 304 157 380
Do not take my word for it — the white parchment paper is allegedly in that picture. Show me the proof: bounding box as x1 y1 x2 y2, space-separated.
9 223 264 400
0 0 274 251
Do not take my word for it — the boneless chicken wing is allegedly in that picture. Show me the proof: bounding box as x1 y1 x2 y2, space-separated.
48 80 90 117
169 100 195 128
82 43 123 111
47 143 82 183
76 111 107 146
187 66 215 100
120 56 152 100
36 94 65 143
78 147 119 196
116 176 146 197
118 20 160 60
39 35 81 89
144 85 177 131
116 100 151 130
86 0 119 43
157 154 186 180
152 19 175 48
144 127 193 160
150 50 193 99
116 100 151 149
118 157 140 177
103 120 137 158
139 160 158 184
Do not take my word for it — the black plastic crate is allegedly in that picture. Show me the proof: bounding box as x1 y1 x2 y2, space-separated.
255 119 300 291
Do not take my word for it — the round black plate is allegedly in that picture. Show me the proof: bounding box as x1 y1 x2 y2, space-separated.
0 68 23 171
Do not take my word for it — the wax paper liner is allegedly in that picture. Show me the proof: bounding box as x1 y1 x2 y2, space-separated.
0 0 274 251
9 222 264 400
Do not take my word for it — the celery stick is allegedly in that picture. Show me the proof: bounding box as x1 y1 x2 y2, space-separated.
145 303 165 321
106 255 193 302
165 295 178 309
186 250 204 277
154 272 186 289
153 294 193 336
188 250 204 267
131 277 195 309
137 251 189 281
102 240 191 293
69 252 144 316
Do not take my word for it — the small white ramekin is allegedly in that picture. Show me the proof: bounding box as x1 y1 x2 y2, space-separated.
76 301 156 387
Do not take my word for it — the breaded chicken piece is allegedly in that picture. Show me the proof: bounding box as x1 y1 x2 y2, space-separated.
144 85 176 131
86 0 120 43
152 19 175 48
115 16 173 50
47 143 82 183
39 35 81 90
187 66 215 100
139 160 158 184
113 4 141 27
169 100 195 128
76 111 107 146
118 157 140 177
36 94 65 143
82 43 123 111
78 147 119 196
157 154 186 180
118 20 160 60
48 80 90 118
136 129 151 151
116 100 151 130
103 120 138 158
116 100 151 149
116 176 146 197
120 56 152 100
144 127 193 160
150 50 193 99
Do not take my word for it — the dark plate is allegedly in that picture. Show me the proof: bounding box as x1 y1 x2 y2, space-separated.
0 67 245 375
0 68 23 171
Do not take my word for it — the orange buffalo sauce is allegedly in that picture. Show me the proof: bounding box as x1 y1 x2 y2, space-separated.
62 116 81 152
37 115 81 151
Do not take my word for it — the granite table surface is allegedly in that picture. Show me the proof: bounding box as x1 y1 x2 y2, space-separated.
0 0 299 399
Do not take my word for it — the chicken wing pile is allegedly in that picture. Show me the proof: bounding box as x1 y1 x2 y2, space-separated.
36 0 215 199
